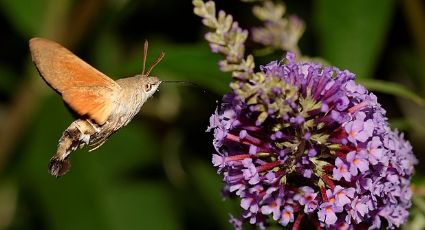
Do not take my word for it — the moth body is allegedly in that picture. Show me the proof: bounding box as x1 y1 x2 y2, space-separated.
29 37 164 177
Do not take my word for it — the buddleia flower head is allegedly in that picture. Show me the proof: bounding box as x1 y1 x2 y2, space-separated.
208 53 417 229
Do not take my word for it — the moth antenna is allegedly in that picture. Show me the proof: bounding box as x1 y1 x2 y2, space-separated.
145 51 165 76
142 40 149 76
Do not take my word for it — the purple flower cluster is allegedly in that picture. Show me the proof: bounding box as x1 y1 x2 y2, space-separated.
208 53 417 229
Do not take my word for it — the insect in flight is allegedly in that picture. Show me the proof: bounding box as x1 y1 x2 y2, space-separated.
29 37 164 177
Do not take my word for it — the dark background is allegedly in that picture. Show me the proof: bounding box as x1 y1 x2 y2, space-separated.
0 0 424 229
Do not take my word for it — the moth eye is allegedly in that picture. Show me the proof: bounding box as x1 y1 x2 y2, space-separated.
144 84 152 92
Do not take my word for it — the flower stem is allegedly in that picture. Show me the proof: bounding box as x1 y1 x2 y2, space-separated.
257 160 281 172
226 133 262 146
225 154 252 162
321 174 336 190
292 213 303 230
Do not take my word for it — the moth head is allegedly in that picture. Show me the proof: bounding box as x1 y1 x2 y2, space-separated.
142 76 162 96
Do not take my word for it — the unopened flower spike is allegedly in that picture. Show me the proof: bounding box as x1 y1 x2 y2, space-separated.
193 0 255 79
252 0 305 56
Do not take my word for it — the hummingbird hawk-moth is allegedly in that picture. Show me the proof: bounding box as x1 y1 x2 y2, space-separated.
29 37 164 177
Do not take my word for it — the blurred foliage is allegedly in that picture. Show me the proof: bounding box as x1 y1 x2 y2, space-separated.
0 0 424 229
314 0 395 79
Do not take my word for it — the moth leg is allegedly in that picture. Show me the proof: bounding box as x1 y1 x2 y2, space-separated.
88 138 108 152
86 119 109 152
86 119 101 133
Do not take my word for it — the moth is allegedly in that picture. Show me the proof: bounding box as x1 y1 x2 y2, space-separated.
29 37 164 177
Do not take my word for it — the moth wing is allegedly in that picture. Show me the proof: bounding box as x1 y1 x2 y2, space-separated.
29 37 121 125
61 87 116 125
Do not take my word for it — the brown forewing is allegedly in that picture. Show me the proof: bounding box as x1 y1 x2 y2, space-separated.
29 38 121 125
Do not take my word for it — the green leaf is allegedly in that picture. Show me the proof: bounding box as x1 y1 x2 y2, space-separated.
406 210 425 230
0 65 17 96
96 122 159 179
413 196 425 214
398 50 425 94
0 180 17 229
104 183 181 230
0 0 47 36
0 0 70 37
93 34 123 77
388 118 412 131
190 160 237 230
315 0 396 79
358 79 425 106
